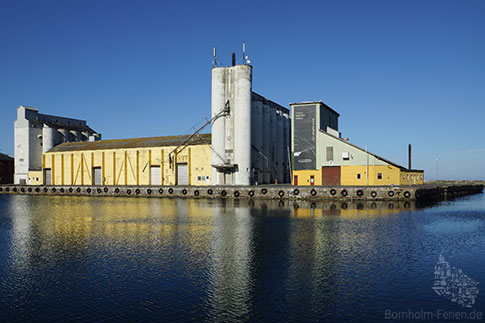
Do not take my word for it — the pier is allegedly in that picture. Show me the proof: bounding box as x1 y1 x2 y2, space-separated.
0 184 482 201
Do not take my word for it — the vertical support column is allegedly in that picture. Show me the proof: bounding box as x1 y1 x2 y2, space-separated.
102 151 105 185
136 150 140 186
161 149 164 185
188 147 192 186
81 153 84 185
52 154 55 185
91 152 94 185
148 149 152 185
61 154 64 185
124 150 128 185
113 151 116 185
71 153 74 185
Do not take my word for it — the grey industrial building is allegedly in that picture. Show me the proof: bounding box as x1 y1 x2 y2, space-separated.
14 105 101 184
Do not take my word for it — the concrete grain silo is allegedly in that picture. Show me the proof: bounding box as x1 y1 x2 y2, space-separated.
211 48 290 185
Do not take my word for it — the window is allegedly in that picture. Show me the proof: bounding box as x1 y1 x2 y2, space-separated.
357 173 361 180
326 147 334 161
377 173 382 180
342 152 350 160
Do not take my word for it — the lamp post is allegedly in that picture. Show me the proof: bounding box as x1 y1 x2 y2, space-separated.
436 158 439 181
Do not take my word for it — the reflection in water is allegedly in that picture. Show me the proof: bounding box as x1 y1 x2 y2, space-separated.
0 194 484 322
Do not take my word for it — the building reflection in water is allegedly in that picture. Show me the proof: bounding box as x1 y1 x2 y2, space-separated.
4 195 423 320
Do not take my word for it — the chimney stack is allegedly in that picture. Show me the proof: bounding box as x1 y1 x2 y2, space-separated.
408 144 412 170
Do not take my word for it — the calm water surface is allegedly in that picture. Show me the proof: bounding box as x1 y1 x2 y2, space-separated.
0 194 484 322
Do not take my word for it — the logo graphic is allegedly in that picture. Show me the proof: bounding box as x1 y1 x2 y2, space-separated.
433 254 479 308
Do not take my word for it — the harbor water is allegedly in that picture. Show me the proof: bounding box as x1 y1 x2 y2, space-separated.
0 194 484 322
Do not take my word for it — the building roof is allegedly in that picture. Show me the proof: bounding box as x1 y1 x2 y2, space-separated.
290 101 340 117
319 130 423 172
48 133 212 153
0 153 13 161
252 92 289 114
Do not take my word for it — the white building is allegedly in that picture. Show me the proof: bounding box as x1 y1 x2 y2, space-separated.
211 55 290 185
14 105 100 184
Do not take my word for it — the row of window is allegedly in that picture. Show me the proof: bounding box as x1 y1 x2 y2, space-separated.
403 174 423 180
356 173 383 180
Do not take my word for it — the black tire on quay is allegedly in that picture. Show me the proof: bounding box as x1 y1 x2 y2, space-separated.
182 189 187 195
310 189 317 196
341 189 348 197
330 189 336 196
52 188 56 193
147 189 152 195
261 188 268 195
127 189 132 195
158 188 163 194
97 188 102 193
194 190 199 196
168 188 174 194
248 190 254 197
293 188 299 196
86 188 91 193
356 190 364 197
69 188 73 193
234 191 240 197
135 189 140 194
278 190 285 197
404 191 411 199
371 191 377 198
115 188 120 194
221 190 227 197
76 188 81 193
207 189 213 195
388 190 395 197
104 187 109 193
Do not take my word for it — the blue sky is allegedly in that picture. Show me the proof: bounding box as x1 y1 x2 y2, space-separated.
1 0 484 180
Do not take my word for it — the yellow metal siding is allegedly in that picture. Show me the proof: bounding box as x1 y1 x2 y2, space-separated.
341 165 401 185
41 144 212 186
292 169 323 186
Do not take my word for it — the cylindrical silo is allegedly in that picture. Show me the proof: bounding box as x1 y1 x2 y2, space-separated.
42 125 56 152
251 99 263 184
59 128 68 143
262 104 271 184
211 67 227 184
233 65 252 185
276 109 284 183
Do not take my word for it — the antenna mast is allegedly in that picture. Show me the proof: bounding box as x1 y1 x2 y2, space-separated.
213 45 218 67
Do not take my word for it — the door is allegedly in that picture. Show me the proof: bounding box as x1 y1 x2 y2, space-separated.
93 167 102 185
310 175 315 186
44 169 52 185
322 166 341 185
150 166 161 185
293 175 298 186
177 163 188 185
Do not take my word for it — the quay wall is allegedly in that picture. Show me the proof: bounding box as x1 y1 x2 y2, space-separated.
0 184 482 201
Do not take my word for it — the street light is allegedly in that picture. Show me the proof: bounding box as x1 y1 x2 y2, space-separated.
436 158 439 181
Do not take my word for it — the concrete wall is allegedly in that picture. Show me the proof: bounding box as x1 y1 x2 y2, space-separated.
41 144 212 186
211 64 290 185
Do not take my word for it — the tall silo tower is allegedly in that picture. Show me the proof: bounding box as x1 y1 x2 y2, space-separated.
211 54 252 185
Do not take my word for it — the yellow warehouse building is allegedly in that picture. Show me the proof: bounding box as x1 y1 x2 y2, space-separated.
28 134 213 186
